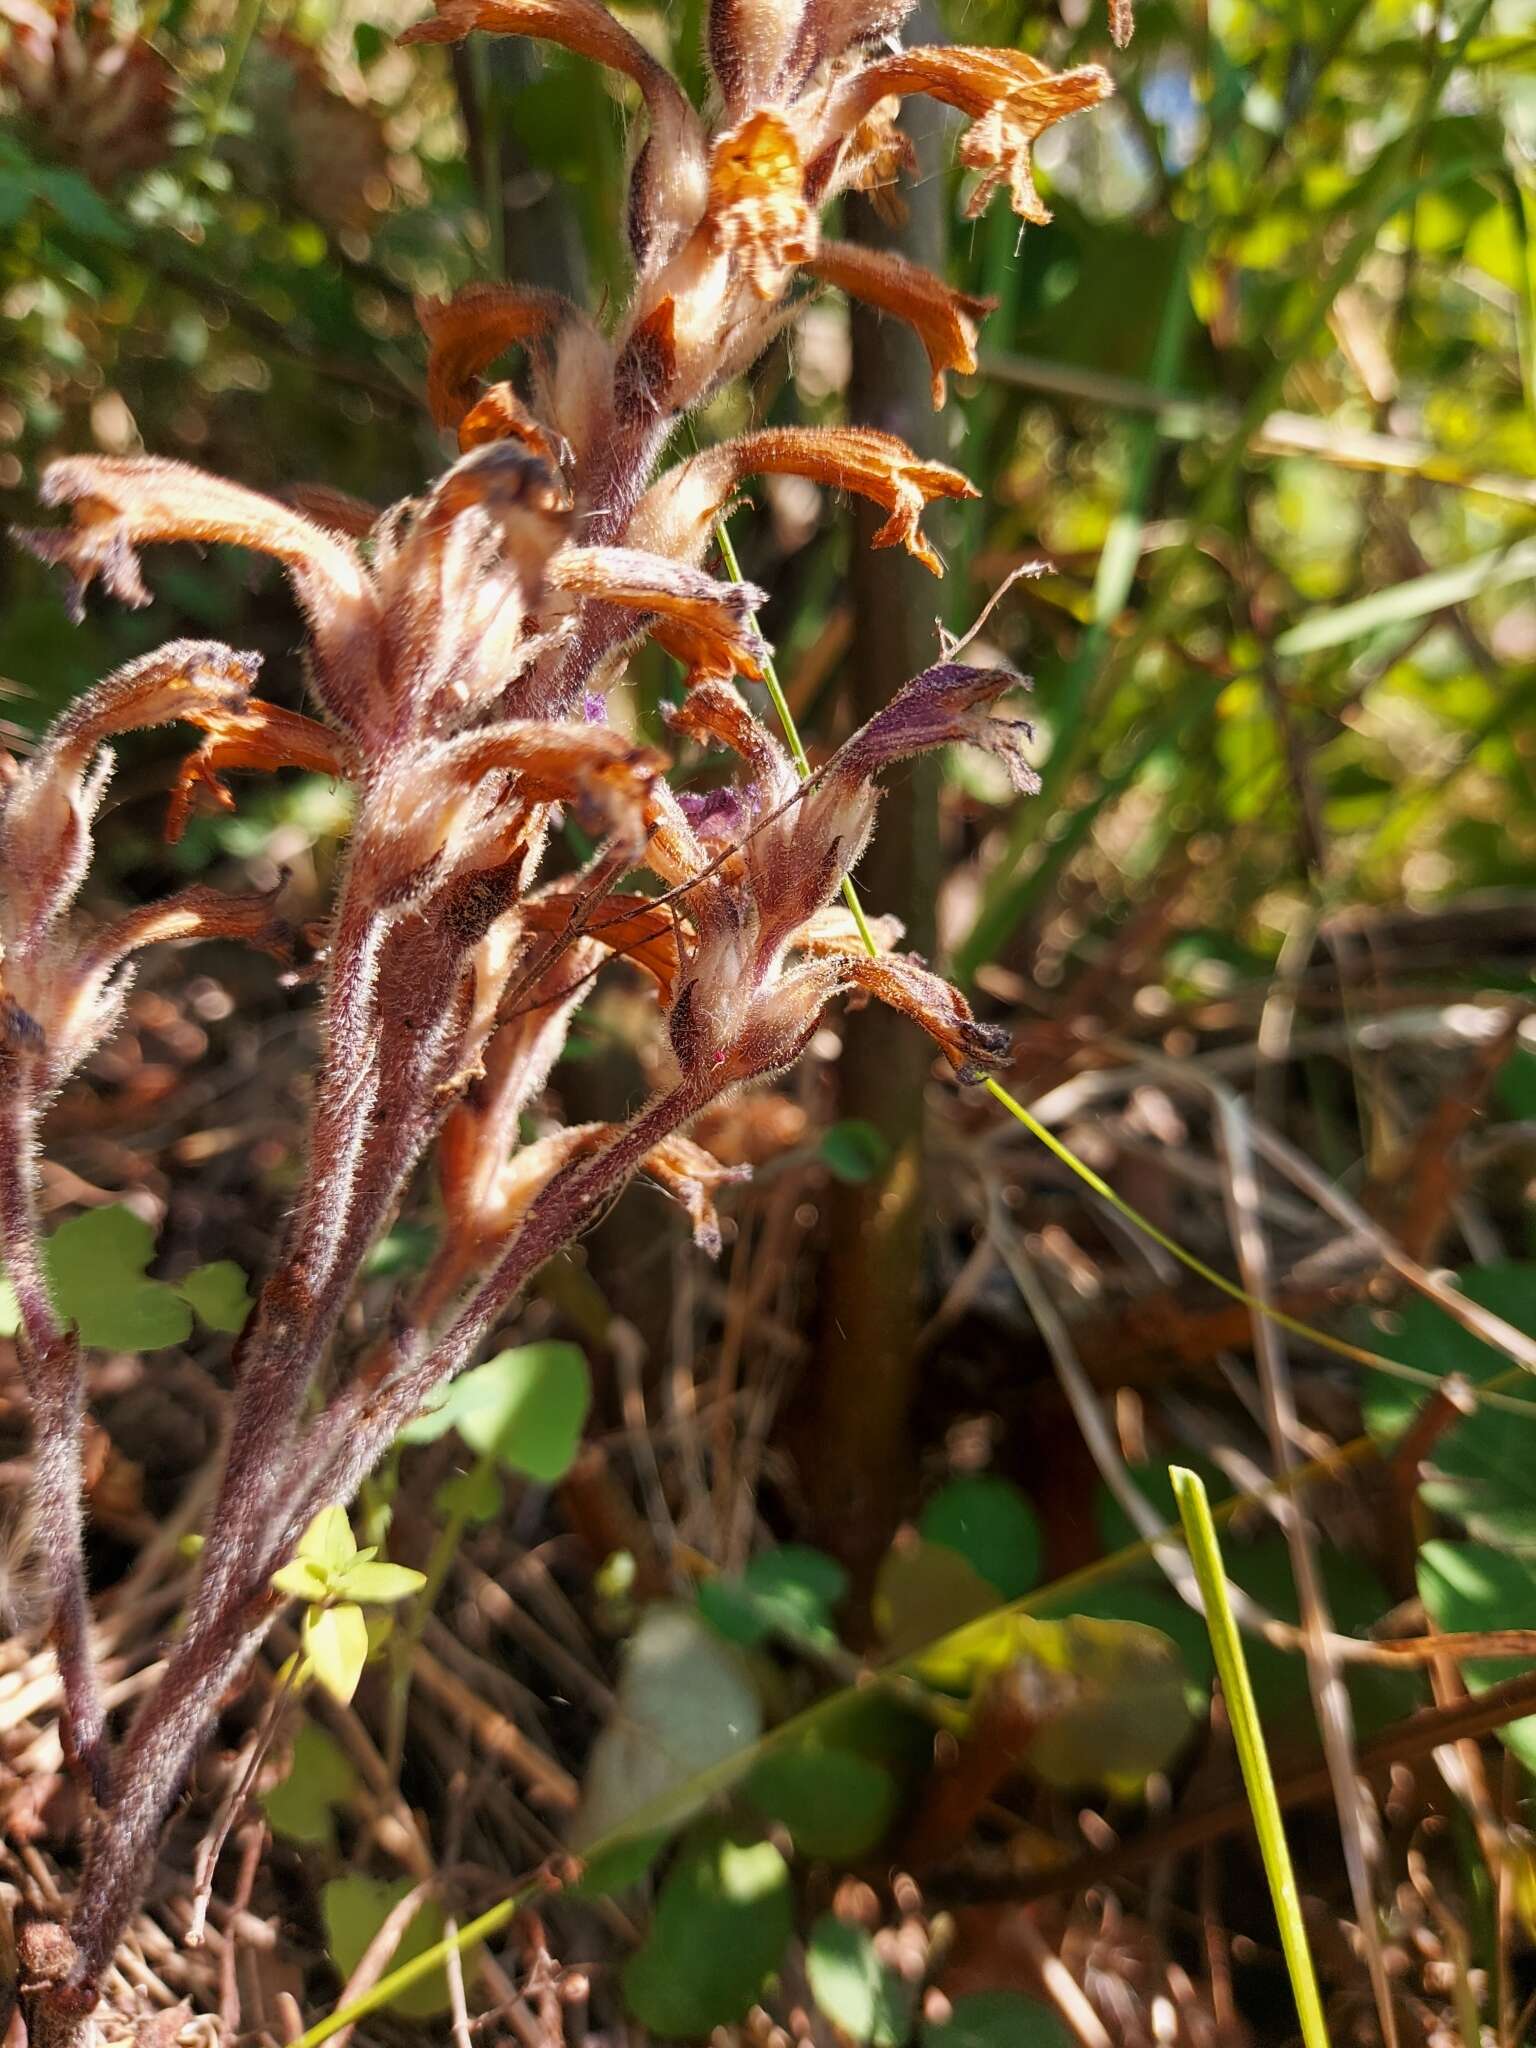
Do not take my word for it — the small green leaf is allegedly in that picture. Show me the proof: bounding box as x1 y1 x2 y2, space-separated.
806 1915 912 2046
262 1720 358 1847
176 1260 253 1334
322 1876 453 2019
873 1538 998 1658
362 1222 438 1279
920 1475 1042 1601
399 1343 590 1482
922 1991 1075 2048
272 1558 331 1603
435 1462 503 1526
622 1823 792 2036
744 1745 898 1859
45 1207 193 1352
1360 1265 1536 1552
911 1611 1196 1796
698 1544 849 1648
819 1120 892 1183
304 1602 370 1705
300 1506 358 1574
1419 1538 1536 1771
573 1604 762 1850
338 1561 427 1606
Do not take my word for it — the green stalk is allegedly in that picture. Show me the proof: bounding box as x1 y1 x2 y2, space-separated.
714 520 880 954
1170 1465 1330 2048
382 1453 495 1775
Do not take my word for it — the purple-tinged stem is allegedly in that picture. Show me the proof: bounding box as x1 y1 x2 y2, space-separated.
0 1051 107 1801
281 1077 706 1555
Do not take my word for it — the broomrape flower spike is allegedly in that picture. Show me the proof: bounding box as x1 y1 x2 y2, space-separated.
1 0 1115 2030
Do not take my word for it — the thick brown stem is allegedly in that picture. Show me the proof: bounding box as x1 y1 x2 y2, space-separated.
0 1053 107 1799
805 87 946 1599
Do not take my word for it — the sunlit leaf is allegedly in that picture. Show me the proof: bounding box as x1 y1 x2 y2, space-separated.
1419 1538 1536 1772
299 1506 358 1574
44 1207 192 1352
621 1824 791 2035
806 1915 911 2046
398 1342 590 1482
303 1602 370 1705
573 1604 762 1849
339 1560 427 1605
322 1876 452 2019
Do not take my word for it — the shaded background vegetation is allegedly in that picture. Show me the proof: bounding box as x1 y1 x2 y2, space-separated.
3 0 1536 2040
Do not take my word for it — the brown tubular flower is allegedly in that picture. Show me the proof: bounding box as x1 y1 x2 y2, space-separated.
545 545 769 683
13 455 369 622
630 426 978 577
805 45 1114 224
417 283 578 441
807 241 997 407
707 110 818 299
166 701 353 843
641 665 1028 1091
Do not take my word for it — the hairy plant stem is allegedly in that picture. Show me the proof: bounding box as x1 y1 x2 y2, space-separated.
0 1053 107 1798
32 1074 706 2039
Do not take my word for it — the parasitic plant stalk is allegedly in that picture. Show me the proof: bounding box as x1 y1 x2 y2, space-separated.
0 0 1121 2030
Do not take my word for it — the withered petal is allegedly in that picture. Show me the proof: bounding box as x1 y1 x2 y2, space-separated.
640 427 976 577
843 950 1012 1081
14 456 370 621
547 544 769 683
641 1132 750 1256
807 241 996 407
166 700 354 844
808 45 1113 225
416 282 577 433
828 659 1039 797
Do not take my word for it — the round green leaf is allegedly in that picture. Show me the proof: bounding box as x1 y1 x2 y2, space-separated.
405 1343 591 1482
573 1604 763 1849
819 1120 892 1184
873 1538 999 1659
806 1916 912 2046
622 1824 791 2036
45 1206 193 1352
322 1875 452 2019
699 1544 849 1648
744 1745 898 1858
262 1720 357 1847
920 1475 1041 1600
175 1259 253 1334
922 1991 1075 2048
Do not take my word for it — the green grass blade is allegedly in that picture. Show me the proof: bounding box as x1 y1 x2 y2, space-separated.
1170 1465 1331 2048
